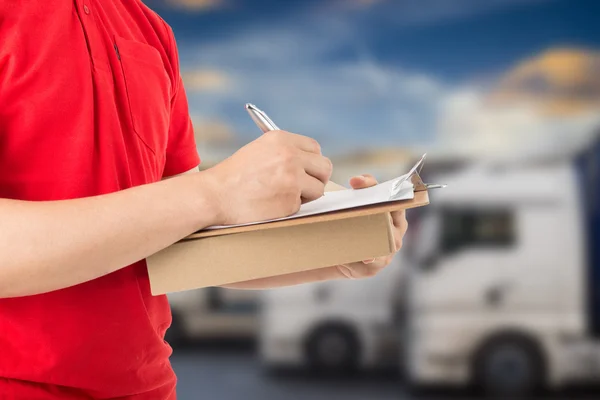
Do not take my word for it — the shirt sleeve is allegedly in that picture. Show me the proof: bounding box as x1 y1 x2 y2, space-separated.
161 22 201 178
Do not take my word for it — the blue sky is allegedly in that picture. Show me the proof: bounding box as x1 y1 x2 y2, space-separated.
151 0 600 79
144 0 600 159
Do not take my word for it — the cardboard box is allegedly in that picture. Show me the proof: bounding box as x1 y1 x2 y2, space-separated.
146 184 429 295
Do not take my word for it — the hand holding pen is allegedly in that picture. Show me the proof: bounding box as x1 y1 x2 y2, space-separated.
203 104 333 226
243 103 409 277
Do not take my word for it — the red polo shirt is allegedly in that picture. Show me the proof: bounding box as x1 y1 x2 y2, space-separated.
0 1 200 399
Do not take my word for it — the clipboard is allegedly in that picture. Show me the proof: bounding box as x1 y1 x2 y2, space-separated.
146 153 442 294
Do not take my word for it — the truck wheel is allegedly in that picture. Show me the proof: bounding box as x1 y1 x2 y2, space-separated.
473 335 545 398
305 324 360 375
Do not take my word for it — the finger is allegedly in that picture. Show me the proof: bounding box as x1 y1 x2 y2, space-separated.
370 255 394 271
363 254 394 269
266 130 322 154
300 152 333 184
299 174 326 203
391 210 407 228
349 174 378 189
393 229 404 251
341 255 393 278
390 213 407 251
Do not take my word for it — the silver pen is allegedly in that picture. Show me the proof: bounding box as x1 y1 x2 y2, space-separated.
245 103 280 133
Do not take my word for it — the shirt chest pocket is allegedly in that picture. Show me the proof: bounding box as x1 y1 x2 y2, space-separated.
113 35 171 156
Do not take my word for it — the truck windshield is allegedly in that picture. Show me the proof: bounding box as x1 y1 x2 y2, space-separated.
410 207 516 270
439 208 516 255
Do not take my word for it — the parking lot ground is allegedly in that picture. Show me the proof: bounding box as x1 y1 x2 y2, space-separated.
170 343 600 400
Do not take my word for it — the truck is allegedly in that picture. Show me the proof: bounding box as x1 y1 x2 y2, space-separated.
258 254 409 373
404 132 600 397
257 151 468 374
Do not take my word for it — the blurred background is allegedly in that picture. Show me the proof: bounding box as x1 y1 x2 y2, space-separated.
147 0 600 398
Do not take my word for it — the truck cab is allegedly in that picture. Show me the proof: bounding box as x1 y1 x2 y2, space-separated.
405 160 589 396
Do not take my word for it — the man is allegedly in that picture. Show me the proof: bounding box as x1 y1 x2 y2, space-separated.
0 1 408 399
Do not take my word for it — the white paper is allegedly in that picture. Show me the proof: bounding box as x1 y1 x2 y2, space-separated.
204 174 415 231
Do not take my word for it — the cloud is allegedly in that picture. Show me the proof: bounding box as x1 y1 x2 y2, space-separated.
433 47 600 160
192 117 237 145
191 117 241 167
166 0 224 12
173 0 599 166
183 41 600 166
437 82 600 161
179 21 447 154
181 69 232 92
184 60 445 153
489 48 600 116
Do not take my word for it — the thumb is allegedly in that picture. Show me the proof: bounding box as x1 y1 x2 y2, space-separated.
349 174 378 189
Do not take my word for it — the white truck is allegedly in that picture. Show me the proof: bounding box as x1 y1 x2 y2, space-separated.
258 254 409 373
256 151 468 374
404 138 600 397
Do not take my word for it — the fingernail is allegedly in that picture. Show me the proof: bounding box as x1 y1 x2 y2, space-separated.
362 258 376 264
354 176 365 182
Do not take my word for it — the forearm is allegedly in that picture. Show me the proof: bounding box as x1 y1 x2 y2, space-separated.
221 266 345 290
0 171 218 298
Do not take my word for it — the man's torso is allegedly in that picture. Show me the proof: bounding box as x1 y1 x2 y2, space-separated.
0 1 194 398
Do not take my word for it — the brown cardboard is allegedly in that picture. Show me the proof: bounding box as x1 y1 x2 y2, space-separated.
146 189 429 295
